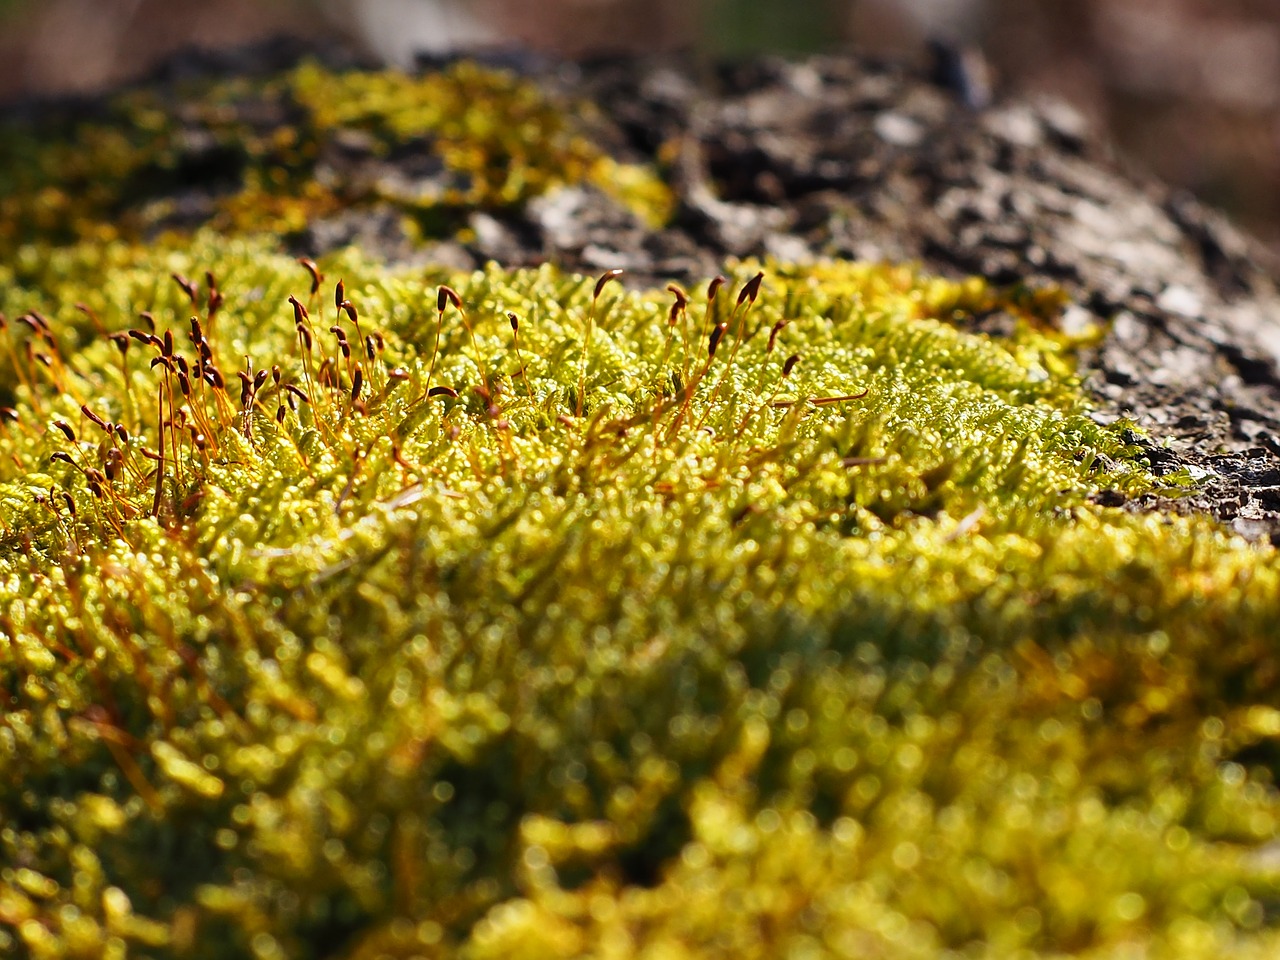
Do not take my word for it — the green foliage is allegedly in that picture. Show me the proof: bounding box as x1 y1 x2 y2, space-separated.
1 225 1278 959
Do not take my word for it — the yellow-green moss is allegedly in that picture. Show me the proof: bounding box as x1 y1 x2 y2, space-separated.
1 221 1279 960
2 55 1280 960
0 60 672 258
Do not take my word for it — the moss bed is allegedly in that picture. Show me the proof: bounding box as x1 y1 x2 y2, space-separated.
2 59 1280 960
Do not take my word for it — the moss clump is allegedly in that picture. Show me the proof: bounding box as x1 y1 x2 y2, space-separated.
0 60 671 258
1 218 1279 960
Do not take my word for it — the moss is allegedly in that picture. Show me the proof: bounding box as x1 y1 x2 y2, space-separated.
2 62 1279 960
0 60 672 258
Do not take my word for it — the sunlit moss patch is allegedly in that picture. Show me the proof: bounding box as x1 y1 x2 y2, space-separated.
1 238 1278 959
0 60 672 259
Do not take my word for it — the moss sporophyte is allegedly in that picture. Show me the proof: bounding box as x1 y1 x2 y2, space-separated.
1 61 1280 960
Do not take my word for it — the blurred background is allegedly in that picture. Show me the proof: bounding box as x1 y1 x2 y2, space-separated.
0 0 1277 251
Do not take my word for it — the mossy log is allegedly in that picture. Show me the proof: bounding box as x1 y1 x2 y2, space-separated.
2 42 1280 959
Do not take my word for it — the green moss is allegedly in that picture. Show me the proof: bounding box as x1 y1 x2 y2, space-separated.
1 223 1278 960
1 54 1279 960
0 60 672 258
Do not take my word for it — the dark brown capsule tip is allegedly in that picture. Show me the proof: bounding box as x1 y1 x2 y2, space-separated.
767 320 786 353
737 271 765 307
50 451 74 465
276 405 287 424
172 273 197 302
351 369 363 401
298 257 322 295
342 301 358 323
53 420 76 442
708 322 727 358
335 280 345 311
439 285 462 312
783 353 801 377
707 275 727 302
593 269 624 301
666 283 688 309
139 311 156 332
0 407 18 424
162 331 174 357
508 312 519 332
428 385 459 399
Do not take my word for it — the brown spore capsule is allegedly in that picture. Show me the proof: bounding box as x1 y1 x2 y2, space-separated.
298 257 323 295
438 285 462 311
594 268 624 300
172 273 198 304
767 320 787 353
80 405 107 430
708 323 728 358
737 271 765 307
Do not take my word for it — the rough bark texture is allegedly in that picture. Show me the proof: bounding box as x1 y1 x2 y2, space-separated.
22 42 1280 539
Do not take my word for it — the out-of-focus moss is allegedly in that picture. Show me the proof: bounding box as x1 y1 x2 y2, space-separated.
0 60 672 258
1 228 1278 959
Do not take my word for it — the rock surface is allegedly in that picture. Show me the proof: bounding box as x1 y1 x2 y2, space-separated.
553 55 1280 543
